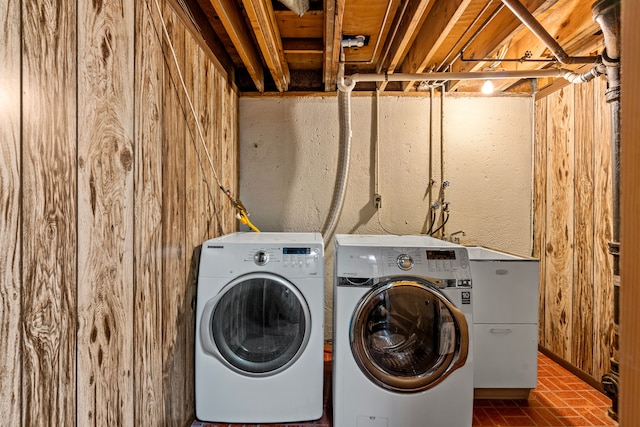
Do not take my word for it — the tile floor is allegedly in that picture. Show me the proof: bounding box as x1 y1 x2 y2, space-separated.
193 351 617 427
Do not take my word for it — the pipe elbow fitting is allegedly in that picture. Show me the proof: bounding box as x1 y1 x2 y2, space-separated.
337 76 356 93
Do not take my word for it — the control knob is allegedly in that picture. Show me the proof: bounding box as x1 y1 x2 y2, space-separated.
397 254 414 271
254 250 269 266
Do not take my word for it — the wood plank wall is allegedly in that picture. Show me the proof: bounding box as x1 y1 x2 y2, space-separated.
0 0 238 425
620 0 640 424
534 76 613 383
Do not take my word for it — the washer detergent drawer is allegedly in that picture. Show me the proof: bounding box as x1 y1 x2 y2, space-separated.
473 323 538 389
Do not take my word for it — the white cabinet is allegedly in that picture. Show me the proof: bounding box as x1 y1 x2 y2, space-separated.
467 247 539 398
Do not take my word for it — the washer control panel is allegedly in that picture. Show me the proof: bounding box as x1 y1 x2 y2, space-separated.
382 248 471 280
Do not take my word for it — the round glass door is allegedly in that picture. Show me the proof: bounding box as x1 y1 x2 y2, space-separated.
210 273 310 375
350 278 468 392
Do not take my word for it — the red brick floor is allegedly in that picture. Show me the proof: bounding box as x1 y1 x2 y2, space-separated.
471 352 617 427
193 351 617 427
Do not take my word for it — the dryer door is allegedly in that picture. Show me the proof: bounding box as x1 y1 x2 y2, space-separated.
201 272 311 376
350 278 469 392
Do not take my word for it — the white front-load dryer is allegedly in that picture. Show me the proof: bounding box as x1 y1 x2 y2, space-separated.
333 234 474 427
195 232 324 423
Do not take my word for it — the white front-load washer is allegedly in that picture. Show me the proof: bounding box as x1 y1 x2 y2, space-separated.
195 232 324 423
333 234 474 427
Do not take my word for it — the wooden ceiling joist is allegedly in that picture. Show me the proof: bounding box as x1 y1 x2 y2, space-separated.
191 0 604 94
400 0 473 91
376 0 434 91
323 0 345 92
207 0 265 92
242 0 290 92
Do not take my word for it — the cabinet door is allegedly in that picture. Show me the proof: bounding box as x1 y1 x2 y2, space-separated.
474 324 538 388
470 260 539 324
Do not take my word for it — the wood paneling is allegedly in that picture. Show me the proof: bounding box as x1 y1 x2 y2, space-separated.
3 0 239 425
592 75 613 381
161 5 190 424
134 0 165 422
21 0 77 425
621 1 640 424
571 82 594 373
0 0 22 424
533 98 547 344
544 85 574 360
77 0 135 424
535 77 613 383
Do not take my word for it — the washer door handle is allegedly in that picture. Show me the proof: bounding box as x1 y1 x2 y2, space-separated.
200 297 221 355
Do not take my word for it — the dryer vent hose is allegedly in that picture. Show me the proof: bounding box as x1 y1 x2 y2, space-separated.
321 90 352 247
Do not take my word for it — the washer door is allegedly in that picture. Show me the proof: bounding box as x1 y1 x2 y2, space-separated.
350 278 469 392
200 272 311 376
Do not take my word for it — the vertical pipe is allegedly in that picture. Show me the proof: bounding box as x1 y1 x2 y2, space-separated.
439 85 447 239
593 0 621 421
374 89 380 201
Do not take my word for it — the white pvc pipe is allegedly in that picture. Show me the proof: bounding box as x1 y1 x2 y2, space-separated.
348 69 570 84
337 68 604 93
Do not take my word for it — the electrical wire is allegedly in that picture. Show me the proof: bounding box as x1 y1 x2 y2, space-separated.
425 208 437 235
430 212 450 236
376 209 398 235
149 0 259 233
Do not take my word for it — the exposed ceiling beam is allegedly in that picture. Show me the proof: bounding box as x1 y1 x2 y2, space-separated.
400 0 473 91
376 0 434 91
206 0 265 92
447 0 556 91
323 0 345 91
242 0 290 92
168 0 235 75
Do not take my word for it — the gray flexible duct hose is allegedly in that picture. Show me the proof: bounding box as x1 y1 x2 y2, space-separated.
321 89 352 247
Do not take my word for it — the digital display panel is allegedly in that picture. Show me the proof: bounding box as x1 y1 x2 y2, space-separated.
283 247 311 255
426 250 456 260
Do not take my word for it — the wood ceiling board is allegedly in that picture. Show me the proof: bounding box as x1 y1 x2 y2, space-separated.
282 38 324 52
339 0 403 64
207 0 266 91
285 52 324 69
342 0 395 34
275 10 324 38
242 0 291 91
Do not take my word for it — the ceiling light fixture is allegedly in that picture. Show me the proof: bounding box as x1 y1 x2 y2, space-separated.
481 80 494 94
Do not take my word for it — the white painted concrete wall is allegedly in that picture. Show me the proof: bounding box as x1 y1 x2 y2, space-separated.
238 93 533 339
